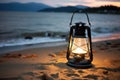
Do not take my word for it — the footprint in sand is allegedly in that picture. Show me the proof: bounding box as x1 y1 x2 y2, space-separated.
67 73 80 77
83 74 99 80
77 70 85 74
21 71 55 80
50 73 59 78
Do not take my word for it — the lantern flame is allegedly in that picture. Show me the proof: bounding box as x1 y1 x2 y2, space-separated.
71 38 88 55
72 48 87 54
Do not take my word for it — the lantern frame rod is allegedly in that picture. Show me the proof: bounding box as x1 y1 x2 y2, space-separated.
69 9 91 27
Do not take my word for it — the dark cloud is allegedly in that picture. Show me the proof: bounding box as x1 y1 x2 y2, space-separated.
96 0 120 2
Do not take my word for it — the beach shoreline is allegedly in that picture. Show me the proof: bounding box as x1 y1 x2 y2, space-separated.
0 33 120 54
0 41 67 54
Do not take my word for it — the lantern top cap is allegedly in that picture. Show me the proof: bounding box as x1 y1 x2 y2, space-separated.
75 22 86 26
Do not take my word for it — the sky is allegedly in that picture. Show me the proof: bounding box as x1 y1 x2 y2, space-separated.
0 0 120 7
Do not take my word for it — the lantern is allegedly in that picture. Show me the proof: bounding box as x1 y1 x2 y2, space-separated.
66 10 93 68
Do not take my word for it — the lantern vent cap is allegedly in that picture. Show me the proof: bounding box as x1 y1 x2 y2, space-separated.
75 22 86 26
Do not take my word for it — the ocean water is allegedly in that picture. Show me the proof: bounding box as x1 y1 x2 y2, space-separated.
0 11 120 47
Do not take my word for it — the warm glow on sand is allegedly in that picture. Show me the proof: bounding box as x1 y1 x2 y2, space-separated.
0 34 120 79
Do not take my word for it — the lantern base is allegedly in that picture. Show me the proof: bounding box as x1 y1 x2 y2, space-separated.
67 59 93 68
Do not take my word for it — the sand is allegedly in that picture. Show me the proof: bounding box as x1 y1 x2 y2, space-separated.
0 37 120 80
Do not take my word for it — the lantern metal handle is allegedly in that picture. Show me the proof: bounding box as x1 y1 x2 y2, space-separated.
69 9 91 27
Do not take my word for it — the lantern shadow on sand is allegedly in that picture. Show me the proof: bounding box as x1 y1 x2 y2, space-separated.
66 10 93 68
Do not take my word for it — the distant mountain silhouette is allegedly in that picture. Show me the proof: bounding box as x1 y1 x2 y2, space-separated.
85 5 120 14
75 5 89 9
39 5 120 14
39 6 88 12
0 3 119 14
0 2 52 11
